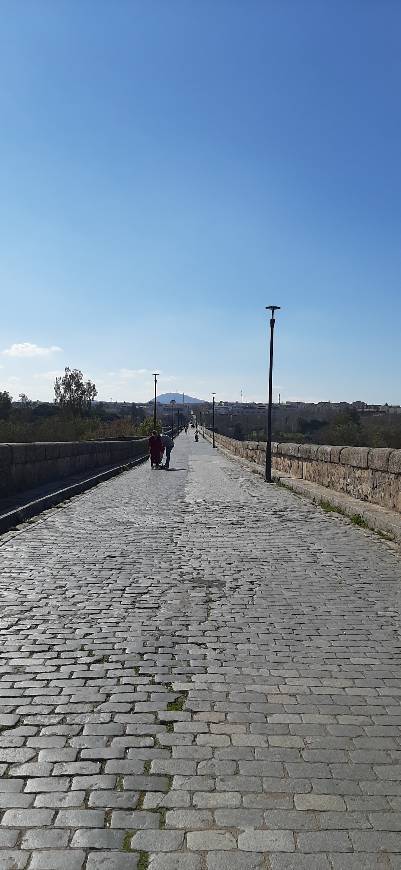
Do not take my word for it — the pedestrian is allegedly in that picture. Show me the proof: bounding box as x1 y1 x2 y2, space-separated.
161 431 174 469
149 430 164 469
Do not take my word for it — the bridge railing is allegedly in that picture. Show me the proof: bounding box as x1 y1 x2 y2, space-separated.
203 429 401 515
0 438 149 497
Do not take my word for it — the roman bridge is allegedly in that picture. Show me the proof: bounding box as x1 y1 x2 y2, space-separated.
0 432 400 869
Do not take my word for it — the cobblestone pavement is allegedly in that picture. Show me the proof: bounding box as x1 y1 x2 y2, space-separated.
1 433 401 870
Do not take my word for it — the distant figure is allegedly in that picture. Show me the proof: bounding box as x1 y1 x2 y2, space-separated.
161 432 174 469
195 430 199 442
185 425 188 434
149 430 164 469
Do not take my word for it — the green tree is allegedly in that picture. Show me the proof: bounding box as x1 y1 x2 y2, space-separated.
54 368 97 416
137 417 161 435
0 390 12 419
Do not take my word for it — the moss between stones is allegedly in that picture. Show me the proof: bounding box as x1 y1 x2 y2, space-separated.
121 830 134 852
137 852 149 870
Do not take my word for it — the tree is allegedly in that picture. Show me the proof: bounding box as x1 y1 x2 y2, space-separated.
138 416 161 435
0 391 12 419
54 368 97 416
18 393 32 406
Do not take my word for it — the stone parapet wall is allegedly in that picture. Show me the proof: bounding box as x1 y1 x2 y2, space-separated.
203 430 401 514
0 439 149 496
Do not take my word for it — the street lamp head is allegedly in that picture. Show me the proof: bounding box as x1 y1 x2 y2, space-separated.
266 306 280 314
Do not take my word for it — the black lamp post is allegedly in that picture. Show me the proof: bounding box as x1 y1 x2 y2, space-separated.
212 393 216 448
170 399 176 438
265 306 280 482
152 373 159 430
176 409 180 434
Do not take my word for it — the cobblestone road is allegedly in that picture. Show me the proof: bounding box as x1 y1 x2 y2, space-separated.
1 433 401 870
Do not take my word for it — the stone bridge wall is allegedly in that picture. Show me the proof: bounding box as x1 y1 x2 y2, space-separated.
0 439 149 496
204 430 401 514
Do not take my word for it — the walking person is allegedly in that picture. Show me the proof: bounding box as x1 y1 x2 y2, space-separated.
149 430 164 469
161 431 174 469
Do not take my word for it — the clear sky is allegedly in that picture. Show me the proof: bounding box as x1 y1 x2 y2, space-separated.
1 0 400 404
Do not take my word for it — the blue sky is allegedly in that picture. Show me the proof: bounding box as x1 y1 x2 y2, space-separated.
1 0 400 404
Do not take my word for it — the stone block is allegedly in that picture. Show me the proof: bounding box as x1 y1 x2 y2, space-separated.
44 443 61 460
339 447 369 469
368 448 392 472
389 450 401 474
317 445 332 463
278 443 300 458
298 444 319 461
10 444 28 465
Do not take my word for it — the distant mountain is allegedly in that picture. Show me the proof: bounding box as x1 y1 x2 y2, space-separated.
152 392 204 405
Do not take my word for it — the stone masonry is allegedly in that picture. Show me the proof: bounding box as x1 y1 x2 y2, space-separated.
205 430 401 514
0 434 400 868
0 439 148 497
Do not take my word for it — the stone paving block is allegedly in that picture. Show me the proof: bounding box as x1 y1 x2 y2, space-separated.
54 808 105 827
215 809 264 827
188 830 237 850
29 852 86 870
88 789 139 809
270 857 331 869
111 810 158 828
297 831 352 852
25 777 70 792
238 829 295 851
20 828 69 849
71 829 125 848
206 854 263 869
1 808 54 827
0 793 34 808
34 791 86 808
149 856 202 870
123 775 170 791
0 831 19 847
295 793 346 811
193 792 241 808
329 857 391 869
166 809 213 828
350 830 401 851
131 829 184 851
0 852 30 870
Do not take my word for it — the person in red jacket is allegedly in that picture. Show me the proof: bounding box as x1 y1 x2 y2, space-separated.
149 430 164 469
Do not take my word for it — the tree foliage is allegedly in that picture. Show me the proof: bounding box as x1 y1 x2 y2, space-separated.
137 416 161 435
54 367 97 416
0 390 12 419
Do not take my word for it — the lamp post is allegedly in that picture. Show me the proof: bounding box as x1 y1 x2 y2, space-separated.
265 306 280 482
212 393 216 448
152 373 159 430
170 399 176 438
176 409 180 435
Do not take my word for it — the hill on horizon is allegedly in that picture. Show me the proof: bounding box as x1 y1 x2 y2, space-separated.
151 392 204 405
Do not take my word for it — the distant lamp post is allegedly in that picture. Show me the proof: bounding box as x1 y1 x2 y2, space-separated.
170 399 176 437
152 373 159 430
176 409 180 434
212 393 216 448
265 306 280 482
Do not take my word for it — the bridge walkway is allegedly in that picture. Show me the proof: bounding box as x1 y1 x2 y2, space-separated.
0 433 400 869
